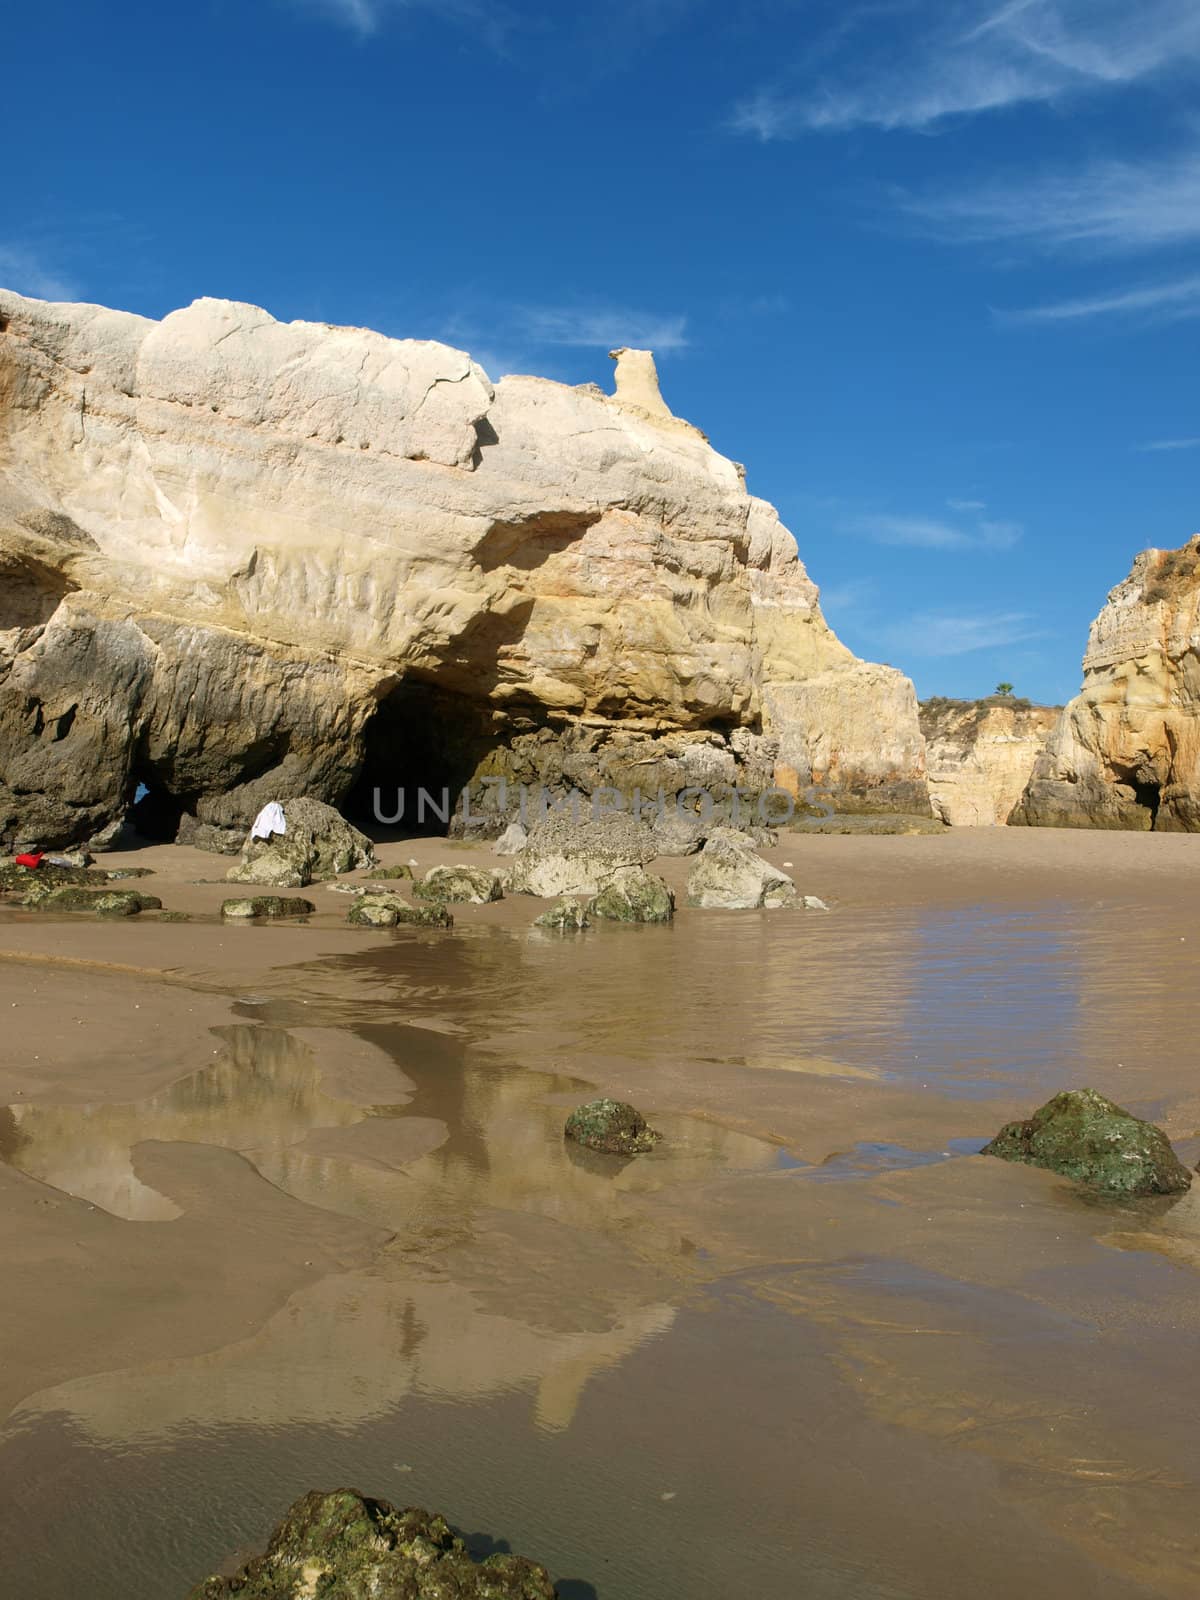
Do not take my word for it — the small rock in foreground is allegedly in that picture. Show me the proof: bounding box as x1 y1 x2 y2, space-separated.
565 1097 662 1155
413 864 504 904
982 1087 1192 1196
586 866 674 924
186 1488 557 1599
347 894 454 928
534 898 591 931
221 896 316 920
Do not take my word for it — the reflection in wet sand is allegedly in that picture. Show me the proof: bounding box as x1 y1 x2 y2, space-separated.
3 889 1200 1598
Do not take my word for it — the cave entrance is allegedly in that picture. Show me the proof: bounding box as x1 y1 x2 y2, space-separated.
346 679 499 837
127 768 195 842
1130 777 1162 826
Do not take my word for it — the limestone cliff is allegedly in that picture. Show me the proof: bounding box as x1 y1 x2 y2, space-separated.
1013 537 1200 831
0 291 928 846
920 697 1059 826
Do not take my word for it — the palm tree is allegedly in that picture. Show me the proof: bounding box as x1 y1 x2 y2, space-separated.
994 681 1014 697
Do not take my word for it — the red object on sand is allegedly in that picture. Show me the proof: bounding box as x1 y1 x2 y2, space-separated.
14 852 44 870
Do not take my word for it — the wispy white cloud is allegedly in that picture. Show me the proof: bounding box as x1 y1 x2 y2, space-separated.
730 0 1200 138
0 244 78 301
513 305 689 351
291 0 512 46
879 609 1042 656
947 497 986 511
909 147 1200 254
850 510 1021 551
999 273 1200 324
1138 436 1200 452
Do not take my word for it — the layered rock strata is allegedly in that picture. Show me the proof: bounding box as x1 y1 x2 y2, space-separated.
1013 538 1200 831
920 697 1060 826
0 290 928 846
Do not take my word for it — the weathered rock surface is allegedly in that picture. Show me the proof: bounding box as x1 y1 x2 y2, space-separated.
221 896 316 919
413 863 504 904
1013 538 1200 830
564 1098 662 1155
920 697 1060 826
347 893 453 928
533 896 591 930
176 813 244 855
686 832 797 909
0 288 928 848
586 865 674 923
982 1088 1192 1196
186 1488 557 1599
227 798 375 887
507 811 658 897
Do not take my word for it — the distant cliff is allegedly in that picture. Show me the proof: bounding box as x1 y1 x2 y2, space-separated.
1013 538 1200 831
0 290 928 847
920 697 1059 827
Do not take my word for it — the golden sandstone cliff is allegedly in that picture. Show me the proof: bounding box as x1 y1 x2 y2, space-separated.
920 698 1059 827
1013 538 1200 831
0 290 928 846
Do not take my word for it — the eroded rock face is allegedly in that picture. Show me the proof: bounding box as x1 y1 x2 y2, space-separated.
186 1488 557 1599
1013 539 1200 831
920 697 1060 826
0 289 928 847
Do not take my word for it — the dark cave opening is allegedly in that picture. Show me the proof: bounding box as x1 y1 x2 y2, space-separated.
128 768 195 841
346 680 502 836
1130 777 1162 826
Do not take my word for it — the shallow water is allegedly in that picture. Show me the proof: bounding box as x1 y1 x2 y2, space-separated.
1 894 1199 1597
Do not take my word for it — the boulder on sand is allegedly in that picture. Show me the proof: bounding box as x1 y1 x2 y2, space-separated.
507 811 657 897
982 1087 1192 1196
227 798 375 888
564 1098 662 1155
221 896 316 920
413 864 504 904
186 1488 557 1599
686 832 797 909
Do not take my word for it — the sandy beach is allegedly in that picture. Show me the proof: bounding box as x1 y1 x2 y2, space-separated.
0 826 1197 1597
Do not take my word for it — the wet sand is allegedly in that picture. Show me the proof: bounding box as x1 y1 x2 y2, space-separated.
0 827 1199 1597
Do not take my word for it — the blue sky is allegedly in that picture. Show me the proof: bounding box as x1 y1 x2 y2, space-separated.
7 0 1199 705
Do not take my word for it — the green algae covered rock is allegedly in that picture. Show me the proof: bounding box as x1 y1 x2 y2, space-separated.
413 864 504 904
982 1087 1192 1196
586 866 674 924
534 898 591 931
22 885 161 916
372 863 414 880
0 862 102 895
221 896 317 920
94 891 163 917
565 1097 661 1155
347 894 454 929
186 1488 557 1599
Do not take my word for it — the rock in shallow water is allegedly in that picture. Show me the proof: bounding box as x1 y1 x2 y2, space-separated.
186 1488 557 1599
586 865 674 924
565 1098 662 1155
982 1087 1192 1196
346 894 454 928
533 897 591 931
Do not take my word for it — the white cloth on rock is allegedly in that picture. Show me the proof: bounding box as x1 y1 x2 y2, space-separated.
250 802 287 840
